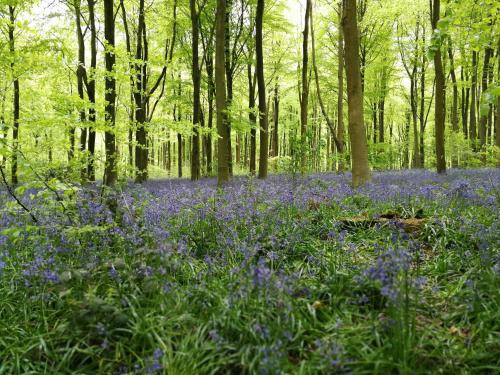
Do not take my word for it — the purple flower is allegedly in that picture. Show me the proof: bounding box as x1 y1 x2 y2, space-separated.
153 348 163 360
43 270 59 283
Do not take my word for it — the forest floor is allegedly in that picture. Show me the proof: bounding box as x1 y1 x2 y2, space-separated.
0 169 499 374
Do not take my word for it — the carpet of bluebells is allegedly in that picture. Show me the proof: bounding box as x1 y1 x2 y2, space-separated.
0 169 499 374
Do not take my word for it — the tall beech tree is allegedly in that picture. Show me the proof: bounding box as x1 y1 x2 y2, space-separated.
478 47 492 156
342 0 371 187
256 0 268 179
103 0 116 186
431 0 446 174
8 5 19 184
336 3 345 171
300 0 311 172
216 0 230 185
190 0 202 181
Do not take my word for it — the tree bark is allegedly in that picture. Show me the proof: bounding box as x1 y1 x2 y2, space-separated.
431 0 446 174
120 0 135 171
216 0 230 185
461 65 469 139
103 0 117 186
478 47 492 154
206 54 214 174
86 0 97 181
272 82 279 158
448 45 459 167
8 6 19 185
419 27 427 167
470 50 478 146
300 0 312 172
248 62 257 175
134 0 148 182
337 5 345 171
190 0 201 180
256 0 268 179
342 0 371 187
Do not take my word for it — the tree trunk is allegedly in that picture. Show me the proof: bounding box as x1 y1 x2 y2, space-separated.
103 0 117 186
190 0 201 180
120 0 135 171
461 65 469 139
256 0 268 179
74 0 88 180
224 0 233 176
134 0 148 182
419 31 427 167
8 6 19 185
206 55 215 174
431 0 446 174
342 0 371 187
272 82 279 158
495 40 500 160
216 0 230 185
177 133 182 178
248 62 257 175
448 45 459 167
470 51 478 146
337 5 345 171
87 0 97 181
300 0 312 172
478 47 492 154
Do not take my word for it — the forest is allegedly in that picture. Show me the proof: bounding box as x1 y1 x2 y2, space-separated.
0 0 499 373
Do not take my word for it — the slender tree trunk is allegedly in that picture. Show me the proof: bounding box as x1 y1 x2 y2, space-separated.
103 0 117 186
470 51 478 146
248 62 257 175
134 0 148 182
190 0 201 180
478 47 492 155
87 0 97 181
337 5 345 171
495 41 500 159
216 0 230 185
272 82 279 158
120 0 135 171
0 95 6 167
447 47 459 134
206 55 215 174
448 45 459 167
74 1 88 180
342 0 371 187
224 0 233 176
256 0 268 179
372 102 377 143
431 0 446 174
300 0 312 173
8 6 19 185
419 31 427 167
378 98 385 143
177 133 182 178
461 65 469 139
411 67 420 168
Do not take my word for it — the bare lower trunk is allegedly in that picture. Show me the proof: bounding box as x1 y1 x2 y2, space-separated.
431 0 446 174
216 0 229 185
342 0 371 187
9 6 19 185
103 0 117 186
256 0 268 179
